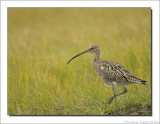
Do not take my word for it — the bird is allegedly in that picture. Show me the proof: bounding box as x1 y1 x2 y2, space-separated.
67 45 146 110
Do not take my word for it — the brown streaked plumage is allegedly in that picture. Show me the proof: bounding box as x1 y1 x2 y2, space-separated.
67 45 146 110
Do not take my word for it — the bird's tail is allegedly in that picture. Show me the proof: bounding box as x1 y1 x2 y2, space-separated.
135 79 147 85
140 80 147 85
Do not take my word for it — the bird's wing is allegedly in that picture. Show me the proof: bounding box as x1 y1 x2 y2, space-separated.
101 60 137 82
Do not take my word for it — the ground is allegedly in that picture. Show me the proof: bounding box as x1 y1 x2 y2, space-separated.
8 8 151 115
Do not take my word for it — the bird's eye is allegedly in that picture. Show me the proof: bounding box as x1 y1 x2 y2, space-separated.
90 47 94 50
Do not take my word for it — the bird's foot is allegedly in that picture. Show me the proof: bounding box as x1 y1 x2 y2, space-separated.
106 96 114 105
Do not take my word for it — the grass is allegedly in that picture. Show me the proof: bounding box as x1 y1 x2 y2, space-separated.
8 8 151 115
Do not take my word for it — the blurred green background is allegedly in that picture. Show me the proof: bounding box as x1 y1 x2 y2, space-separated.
8 8 151 115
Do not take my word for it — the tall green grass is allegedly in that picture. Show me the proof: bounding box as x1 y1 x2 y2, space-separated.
8 8 151 115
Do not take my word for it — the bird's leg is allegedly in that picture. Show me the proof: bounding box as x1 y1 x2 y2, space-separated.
106 87 117 105
106 88 117 110
106 87 127 109
112 87 117 110
116 87 127 97
106 96 114 105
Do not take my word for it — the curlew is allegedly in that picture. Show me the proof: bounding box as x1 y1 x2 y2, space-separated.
67 45 146 110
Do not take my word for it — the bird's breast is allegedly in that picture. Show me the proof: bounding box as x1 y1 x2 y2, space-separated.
93 63 101 74
93 64 107 79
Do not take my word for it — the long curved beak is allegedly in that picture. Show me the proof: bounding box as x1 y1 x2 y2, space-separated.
67 49 89 64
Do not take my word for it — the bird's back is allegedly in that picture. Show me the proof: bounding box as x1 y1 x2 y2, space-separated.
93 60 146 87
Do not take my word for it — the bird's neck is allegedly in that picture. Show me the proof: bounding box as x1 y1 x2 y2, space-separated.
92 52 101 64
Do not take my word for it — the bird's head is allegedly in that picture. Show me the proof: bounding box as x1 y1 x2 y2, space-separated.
67 45 100 64
89 45 101 54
